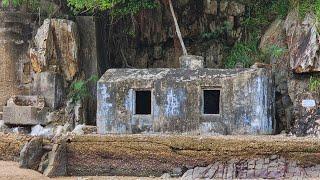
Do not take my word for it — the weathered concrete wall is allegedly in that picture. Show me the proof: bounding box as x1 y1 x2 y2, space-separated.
97 68 274 135
65 135 320 178
0 12 34 106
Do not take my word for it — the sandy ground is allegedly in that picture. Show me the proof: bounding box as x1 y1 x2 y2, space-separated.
0 161 161 180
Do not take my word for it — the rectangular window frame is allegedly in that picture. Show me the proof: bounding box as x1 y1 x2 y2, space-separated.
133 89 153 116
201 87 221 116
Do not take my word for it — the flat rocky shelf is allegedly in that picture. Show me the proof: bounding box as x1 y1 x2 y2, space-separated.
66 134 320 177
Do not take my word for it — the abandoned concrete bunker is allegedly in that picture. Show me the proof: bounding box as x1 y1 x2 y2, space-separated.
97 65 274 135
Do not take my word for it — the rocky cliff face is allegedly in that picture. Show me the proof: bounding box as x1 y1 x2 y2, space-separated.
105 0 245 68
260 9 320 135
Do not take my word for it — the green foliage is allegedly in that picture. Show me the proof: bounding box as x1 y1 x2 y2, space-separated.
264 45 286 59
2 0 40 12
309 76 320 92
67 0 158 16
290 0 320 19
110 0 158 17
273 0 291 19
224 0 291 68
315 0 320 19
224 39 260 68
68 75 99 103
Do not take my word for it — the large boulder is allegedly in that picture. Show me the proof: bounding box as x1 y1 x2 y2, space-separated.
32 72 64 109
30 19 54 73
30 18 79 81
284 10 320 73
19 137 44 170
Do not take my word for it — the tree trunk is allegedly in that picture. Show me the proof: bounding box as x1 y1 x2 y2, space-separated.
168 0 188 56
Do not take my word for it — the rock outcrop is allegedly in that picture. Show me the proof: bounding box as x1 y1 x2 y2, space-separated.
30 18 79 81
65 135 320 177
260 10 320 135
260 19 293 133
285 10 320 73
19 137 44 170
181 156 320 179
106 0 245 68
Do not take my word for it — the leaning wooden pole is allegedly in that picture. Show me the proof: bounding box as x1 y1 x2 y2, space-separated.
168 0 188 55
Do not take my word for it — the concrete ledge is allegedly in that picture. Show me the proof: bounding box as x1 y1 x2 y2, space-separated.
65 135 320 177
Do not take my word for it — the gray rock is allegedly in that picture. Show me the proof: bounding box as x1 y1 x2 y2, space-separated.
181 169 193 180
75 16 101 125
270 155 279 161
43 141 67 177
204 0 218 15
192 166 209 179
205 163 219 178
30 125 54 138
161 173 171 179
179 55 204 69
30 18 79 81
72 124 85 135
285 10 320 73
0 120 9 132
19 137 44 170
38 152 49 173
226 1 245 16
32 72 64 110
170 167 183 177
220 1 245 16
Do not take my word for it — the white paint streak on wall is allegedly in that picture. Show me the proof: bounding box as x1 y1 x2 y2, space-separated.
252 75 271 134
97 84 113 134
165 89 181 117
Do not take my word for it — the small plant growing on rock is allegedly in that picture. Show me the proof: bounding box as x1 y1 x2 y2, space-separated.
309 76 320 93
68 75 99 104
264 45 286 59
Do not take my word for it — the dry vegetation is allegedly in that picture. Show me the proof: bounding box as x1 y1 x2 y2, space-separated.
66 134 320 176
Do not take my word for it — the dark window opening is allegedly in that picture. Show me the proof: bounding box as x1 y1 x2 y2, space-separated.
203 90 220 114
135 91 151 115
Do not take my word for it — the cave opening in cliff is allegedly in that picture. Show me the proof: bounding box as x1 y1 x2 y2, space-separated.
135 90 152 115
203 90 220 115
